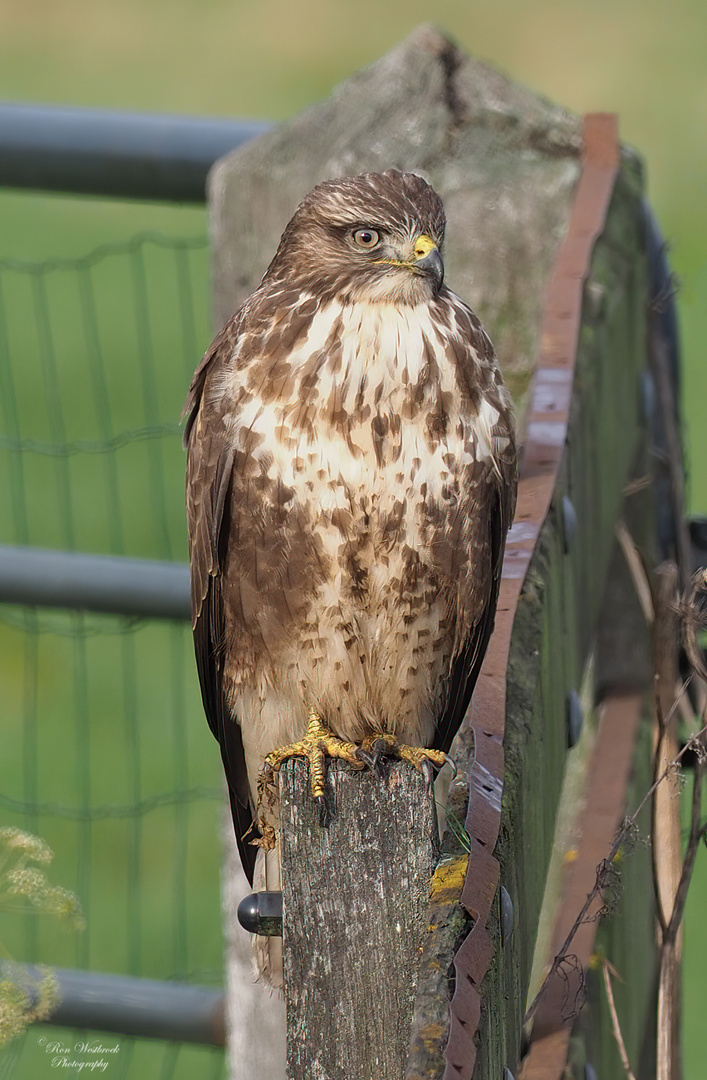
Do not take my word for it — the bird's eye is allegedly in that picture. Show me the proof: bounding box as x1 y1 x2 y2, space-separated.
352 228 380 249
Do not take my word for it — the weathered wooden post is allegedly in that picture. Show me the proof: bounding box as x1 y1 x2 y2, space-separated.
209 23 674 1080
280 761 438 1080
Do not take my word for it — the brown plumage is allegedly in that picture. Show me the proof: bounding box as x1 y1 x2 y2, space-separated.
184 171 516 975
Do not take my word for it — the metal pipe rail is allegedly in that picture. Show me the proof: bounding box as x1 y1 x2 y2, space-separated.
0 545 190 620
0 103 270 201
5 963 225 1045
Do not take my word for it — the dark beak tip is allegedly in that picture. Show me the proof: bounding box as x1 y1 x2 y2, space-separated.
416 249 444 289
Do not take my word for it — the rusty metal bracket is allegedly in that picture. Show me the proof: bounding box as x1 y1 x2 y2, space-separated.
443 114 621 1080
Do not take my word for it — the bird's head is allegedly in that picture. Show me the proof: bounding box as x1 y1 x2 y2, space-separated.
263 170 446 305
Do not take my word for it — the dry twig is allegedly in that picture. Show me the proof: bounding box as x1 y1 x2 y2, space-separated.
601 959 638 1080
524 716 707 1027
525 567 707 1043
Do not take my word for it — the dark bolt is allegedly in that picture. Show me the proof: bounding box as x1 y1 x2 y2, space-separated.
640 369 655 426
567 689 584 748
500 886 514 946
562 495 577 554
237 891 283 937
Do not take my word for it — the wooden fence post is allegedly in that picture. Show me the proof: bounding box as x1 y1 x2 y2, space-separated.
280 760 438 1080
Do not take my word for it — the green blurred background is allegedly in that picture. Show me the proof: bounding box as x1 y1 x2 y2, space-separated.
1 0 705 1075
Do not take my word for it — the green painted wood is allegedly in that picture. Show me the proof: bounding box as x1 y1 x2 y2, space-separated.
474 153 656 1078
583 718 656 1080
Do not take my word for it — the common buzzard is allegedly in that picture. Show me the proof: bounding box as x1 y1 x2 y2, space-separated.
184 170 516 977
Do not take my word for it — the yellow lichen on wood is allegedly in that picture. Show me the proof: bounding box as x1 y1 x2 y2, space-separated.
418 1022 446 1050
428 854 468 906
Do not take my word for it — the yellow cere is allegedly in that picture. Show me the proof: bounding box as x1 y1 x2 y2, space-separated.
413 234 438 260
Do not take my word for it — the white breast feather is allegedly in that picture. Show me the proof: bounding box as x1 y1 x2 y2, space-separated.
223 297 496 748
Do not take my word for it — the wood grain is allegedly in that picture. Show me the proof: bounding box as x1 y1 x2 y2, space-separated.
279 758 439 1080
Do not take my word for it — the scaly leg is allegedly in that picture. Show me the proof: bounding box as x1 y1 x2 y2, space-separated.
258 707 364 823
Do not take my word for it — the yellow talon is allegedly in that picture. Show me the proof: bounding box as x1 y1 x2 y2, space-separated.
359 732 451 775
397 743 448 772
259 708 364 805
257 710 455 817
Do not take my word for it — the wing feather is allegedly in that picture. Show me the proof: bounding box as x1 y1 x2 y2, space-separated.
432 485 507 754
184 314 261 884
431 329 517 755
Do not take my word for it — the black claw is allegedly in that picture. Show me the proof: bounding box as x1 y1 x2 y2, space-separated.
356 744 388 777
356 747 378 771
372 756 388 779
420 759 435 786
315 795 329 828
370 738 394 777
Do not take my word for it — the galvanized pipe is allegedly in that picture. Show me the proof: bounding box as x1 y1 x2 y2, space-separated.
0 103 271 202
7 963 225 1045
0 544 190 620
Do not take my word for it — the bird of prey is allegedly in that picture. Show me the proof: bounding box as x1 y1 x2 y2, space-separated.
184 170 516 979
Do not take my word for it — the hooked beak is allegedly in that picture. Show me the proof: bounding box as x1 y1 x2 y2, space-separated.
373 233 444 293
413 234 444 291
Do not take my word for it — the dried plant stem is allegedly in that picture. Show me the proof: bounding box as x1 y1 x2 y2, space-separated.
653 563 684 1080
654 749 705 1080
615 519 654 623
524 558 707 1080
629 719 706 830
657 941 681 1080
655 724 707 1079
601 959 637 1080
524 717 707 1027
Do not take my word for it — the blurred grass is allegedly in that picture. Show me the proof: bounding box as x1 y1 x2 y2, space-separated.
0 0 705 1075
0 231 223 1077
0 614 222 977
0 235 210 555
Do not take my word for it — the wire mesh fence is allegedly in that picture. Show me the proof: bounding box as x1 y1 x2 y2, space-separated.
0 233 227 1078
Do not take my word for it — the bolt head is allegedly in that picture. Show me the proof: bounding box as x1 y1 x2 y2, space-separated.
500 886 514 946
562 495 577 553
567 689 584 748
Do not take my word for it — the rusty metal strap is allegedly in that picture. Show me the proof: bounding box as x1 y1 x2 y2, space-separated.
443 114 621 1080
